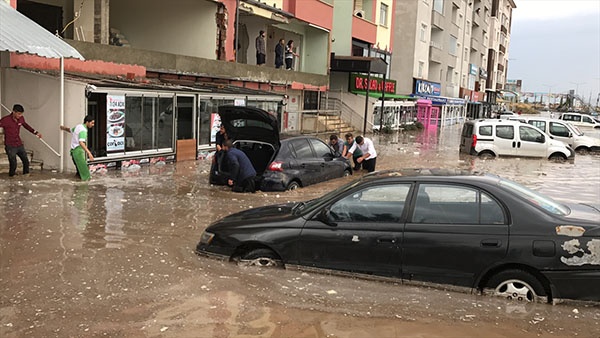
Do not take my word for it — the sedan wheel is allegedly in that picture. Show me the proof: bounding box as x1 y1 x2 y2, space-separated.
487 269 546 302
238 248 282 267
286 181 300 191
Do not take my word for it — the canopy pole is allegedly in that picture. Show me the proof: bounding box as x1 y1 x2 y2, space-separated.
363 71 371 135
60 56 65 172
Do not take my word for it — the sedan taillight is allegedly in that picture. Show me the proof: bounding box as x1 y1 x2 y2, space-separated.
268 161 284 171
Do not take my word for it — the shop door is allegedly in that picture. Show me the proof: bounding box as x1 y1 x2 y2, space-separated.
175 96 196 161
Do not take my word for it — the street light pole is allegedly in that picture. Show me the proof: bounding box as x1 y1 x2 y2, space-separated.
542 84 554 108
569 81 586 97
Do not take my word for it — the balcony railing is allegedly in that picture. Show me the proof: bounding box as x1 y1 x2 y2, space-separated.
431 11 444 30
429 45 443 63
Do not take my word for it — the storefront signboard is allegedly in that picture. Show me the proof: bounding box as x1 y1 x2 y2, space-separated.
469 64 478 75
106 95 125 152
414 79 441 97
350 73 396 94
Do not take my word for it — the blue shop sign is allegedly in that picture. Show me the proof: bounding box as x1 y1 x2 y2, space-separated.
412 94 467 106
415 80 441 96
469 64 478 75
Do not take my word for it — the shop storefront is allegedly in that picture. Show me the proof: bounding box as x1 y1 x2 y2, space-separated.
412 79 467 126
86 84 283 167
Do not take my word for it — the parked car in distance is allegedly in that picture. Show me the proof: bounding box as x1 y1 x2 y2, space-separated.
559 112 600 128
459 119 575 160
210 105 351 191
526 117 600 153
496 110 517 119
197 169 600 302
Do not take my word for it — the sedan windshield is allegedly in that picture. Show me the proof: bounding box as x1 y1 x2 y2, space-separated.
498 179 570 216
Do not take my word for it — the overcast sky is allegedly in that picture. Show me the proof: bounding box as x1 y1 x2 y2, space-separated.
508 0 600 101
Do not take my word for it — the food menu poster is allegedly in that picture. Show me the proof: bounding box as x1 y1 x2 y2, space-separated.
210 113 221 143
107 95 125 152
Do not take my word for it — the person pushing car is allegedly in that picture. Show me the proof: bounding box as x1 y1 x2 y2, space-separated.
222 140 256 193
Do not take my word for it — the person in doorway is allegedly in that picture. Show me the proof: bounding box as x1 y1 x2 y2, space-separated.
347 135 377 172
222 140 256 193
255 30 266 66
275 39 285 69
342 132 362 171
328 134 345 157
60 115 95 181
0 104 42 177
285 40 299 70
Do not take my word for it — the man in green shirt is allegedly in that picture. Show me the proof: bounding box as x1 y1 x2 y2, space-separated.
60 115 95 181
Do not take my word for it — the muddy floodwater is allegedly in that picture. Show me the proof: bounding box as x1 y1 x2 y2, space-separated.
1 124 599 337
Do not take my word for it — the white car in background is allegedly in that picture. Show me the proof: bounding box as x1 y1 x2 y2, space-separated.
559 112 600 128
526 117 600 153
460 119 575 161
496 110 517 119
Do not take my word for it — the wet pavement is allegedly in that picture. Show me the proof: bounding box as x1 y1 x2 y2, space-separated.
1 123 599 337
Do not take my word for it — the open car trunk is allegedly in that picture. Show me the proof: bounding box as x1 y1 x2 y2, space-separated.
234 140 276 176
209 106 280 186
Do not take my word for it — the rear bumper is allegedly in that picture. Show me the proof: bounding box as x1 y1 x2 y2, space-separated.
260 172 288 191
542 269 600 301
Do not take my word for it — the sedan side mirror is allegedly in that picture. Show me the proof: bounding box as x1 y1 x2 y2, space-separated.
316 208 337 227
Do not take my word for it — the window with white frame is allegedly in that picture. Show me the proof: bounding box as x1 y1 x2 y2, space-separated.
433 0 444 13
449 35 457 55
418 61 425 78
420 23 428 42
380 3 389 26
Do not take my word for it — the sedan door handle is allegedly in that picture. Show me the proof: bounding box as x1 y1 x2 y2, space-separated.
481 239 501 247
377 237 396 244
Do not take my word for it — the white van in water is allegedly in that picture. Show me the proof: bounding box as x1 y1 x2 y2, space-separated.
559 113 600 128
525 117 600 153
459 119 575 160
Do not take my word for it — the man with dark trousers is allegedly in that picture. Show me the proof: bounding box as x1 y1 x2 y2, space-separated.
222 140 257 193
0 104 42 177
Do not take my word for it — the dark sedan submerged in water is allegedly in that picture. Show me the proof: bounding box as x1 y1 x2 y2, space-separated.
197 169 600 302
210 105 351 191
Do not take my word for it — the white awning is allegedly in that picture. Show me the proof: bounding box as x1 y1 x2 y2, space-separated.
0 1 84 60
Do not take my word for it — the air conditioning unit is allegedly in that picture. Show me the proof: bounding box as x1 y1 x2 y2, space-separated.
353 10 364 18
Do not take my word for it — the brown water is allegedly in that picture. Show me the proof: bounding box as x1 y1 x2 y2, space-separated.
1 124 599 337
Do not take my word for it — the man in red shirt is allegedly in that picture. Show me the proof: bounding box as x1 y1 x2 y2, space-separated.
0 104 42 177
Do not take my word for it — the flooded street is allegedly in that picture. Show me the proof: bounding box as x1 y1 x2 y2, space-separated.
1 124 599 337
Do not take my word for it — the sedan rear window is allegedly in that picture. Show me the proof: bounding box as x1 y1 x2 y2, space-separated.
412 184 505 224
230 118 274 130
498 179 569 216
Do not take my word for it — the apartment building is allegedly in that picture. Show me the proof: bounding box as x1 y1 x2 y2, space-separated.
391 0 470 124
487 0 516 94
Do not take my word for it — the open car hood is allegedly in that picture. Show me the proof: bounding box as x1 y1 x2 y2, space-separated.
218 105 280 149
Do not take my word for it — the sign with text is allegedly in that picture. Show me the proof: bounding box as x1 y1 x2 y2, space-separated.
106 95 125 152
350 73 396 94
414 79 441 96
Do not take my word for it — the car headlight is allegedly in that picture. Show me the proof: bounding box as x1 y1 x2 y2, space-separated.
200 231 215 245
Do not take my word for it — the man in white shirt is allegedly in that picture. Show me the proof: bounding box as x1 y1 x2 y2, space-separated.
347 135 377 172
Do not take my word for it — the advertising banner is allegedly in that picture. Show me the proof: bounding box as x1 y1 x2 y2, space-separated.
106 95 125 152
